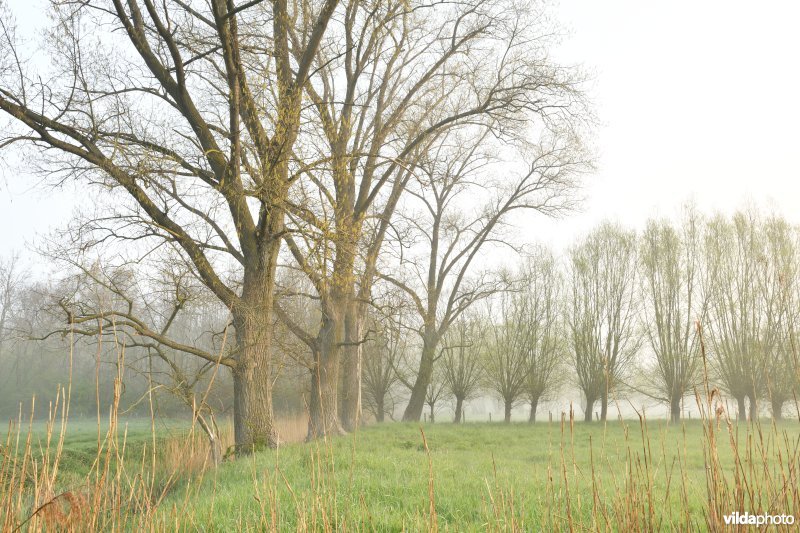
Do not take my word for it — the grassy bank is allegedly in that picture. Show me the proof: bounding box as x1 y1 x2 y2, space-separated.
4 409 800 530
165 418 800 531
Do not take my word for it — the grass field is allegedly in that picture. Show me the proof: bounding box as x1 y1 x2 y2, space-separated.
164 419 800 531
4 408 800 531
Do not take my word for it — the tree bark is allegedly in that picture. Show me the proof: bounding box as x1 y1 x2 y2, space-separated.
529 397 539 423
503 401 512 423
307 308 346 439
403 336 437 422
584 396 595 422
600 393 609 422
771 397 784 420
340 300 363 432
376 395 385 423
429 403 435 423
670 395 681 422
232 298 278 453
232 362 277 451
747 393 758 421
454 396 464 424
736 395 747 421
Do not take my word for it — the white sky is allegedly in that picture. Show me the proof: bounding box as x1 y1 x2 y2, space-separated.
536 0 800 249
2 0 800 260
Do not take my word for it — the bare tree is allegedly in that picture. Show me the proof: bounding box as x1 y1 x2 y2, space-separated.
2 281 76 412
440 316 484 423
518 249 564 423
1 0 591 441
639 209 705 421
382 125 587 422
0 253 24 357
567 222 640 422
40 253 235 462
482 294 531 423
424 362 448 423
704 212 772 421
275 0 592 436
758 215 800 419
361 308 405 423
0 0 345 451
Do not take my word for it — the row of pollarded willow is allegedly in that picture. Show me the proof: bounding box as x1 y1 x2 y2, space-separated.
567 211 799 422
0 0 590 449
366 247 567 424
365 210 800 423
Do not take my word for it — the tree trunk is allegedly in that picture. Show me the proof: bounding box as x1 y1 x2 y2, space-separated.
736 395 747 421
670 395 681 422
529 396 539 423
232 362 276 450
232 366 276 452
307 308 346 440
403 337 437 422
504 400 512 423
771 397 784 420
584 396 595 422
747 393 758 421
454 396 464 424
232 302 278 453
428 402 435 423
376 395 385 423
340 300 363 432
0 300 8 357
600 393 608 422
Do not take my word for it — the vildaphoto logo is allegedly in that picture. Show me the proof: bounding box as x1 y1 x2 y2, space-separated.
723 512 795 527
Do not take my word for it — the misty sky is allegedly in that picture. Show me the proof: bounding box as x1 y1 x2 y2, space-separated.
2 0 799 259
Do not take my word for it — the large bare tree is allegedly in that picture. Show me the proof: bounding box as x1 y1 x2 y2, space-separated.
0 0 341 451
1 0 590 441
567 222 640 422
638 210 705 421
275 0 591 436
382 125 586 422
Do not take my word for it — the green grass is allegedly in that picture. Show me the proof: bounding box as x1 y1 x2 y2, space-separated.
7 416 799 530
156 419 800 531
5 417 189 486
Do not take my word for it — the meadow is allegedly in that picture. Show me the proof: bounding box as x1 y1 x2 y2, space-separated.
3 401 799 531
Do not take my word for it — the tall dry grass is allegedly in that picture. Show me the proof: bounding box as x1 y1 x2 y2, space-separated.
513 326 800 533
1 371 165 530
158 415 308 476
